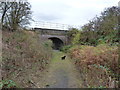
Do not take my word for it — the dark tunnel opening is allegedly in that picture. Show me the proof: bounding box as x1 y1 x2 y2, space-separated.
48 37 64 50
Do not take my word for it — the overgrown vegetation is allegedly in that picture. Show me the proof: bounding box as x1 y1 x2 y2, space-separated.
62 6 119 88
1 1 119 88
68 6 119 46
64 44 119 88
0 1 53 88
1 30 52 88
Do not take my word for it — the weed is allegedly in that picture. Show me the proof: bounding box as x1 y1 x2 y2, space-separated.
0 80 17 88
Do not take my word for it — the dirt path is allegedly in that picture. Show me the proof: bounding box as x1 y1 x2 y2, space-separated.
36 51 83 88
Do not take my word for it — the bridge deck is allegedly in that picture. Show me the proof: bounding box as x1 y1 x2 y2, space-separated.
34 28 69 31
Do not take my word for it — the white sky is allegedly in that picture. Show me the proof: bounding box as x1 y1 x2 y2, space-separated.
28 0 119 28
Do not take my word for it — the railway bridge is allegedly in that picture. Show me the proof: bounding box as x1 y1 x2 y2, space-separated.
34 27 68 50
32 21 79 49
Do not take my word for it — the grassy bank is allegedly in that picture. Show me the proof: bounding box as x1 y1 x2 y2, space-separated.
1 30 52 88
63 44 119 88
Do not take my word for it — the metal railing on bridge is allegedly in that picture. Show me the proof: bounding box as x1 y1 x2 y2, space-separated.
32 21 80 30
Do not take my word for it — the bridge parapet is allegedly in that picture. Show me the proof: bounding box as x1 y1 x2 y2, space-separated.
34 28 68 36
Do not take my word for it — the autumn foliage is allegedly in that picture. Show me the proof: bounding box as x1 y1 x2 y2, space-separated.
69 45 119 88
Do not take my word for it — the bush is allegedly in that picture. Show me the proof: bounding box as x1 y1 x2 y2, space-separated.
60 45 72 53
68 44 119 88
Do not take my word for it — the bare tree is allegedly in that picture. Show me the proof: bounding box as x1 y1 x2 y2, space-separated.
0 2 12 28
0 1 32 30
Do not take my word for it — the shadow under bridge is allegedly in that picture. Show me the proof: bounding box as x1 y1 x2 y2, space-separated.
48 37 64 50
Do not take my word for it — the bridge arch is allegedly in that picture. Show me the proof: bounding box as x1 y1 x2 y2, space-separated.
48 37 64 50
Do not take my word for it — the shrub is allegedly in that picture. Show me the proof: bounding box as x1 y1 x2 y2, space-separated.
69 44 119 88
60 45 72 53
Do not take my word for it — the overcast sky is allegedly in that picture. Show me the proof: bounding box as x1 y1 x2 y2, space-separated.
28 0 119 28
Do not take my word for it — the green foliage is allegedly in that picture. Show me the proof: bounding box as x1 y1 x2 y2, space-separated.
97 38 106 45
60 45 72 53
72 31 81 45
80 6 119 46
43 40 53 48
67 6 119 46
67 28 80 44
88 85 107 88
0 80 17 88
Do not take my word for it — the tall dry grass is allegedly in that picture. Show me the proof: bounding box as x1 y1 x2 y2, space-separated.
69 44 119 88
2 30 52 87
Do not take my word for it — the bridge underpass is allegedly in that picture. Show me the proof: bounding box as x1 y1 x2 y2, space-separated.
48 37 64 50
40 34 67 50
